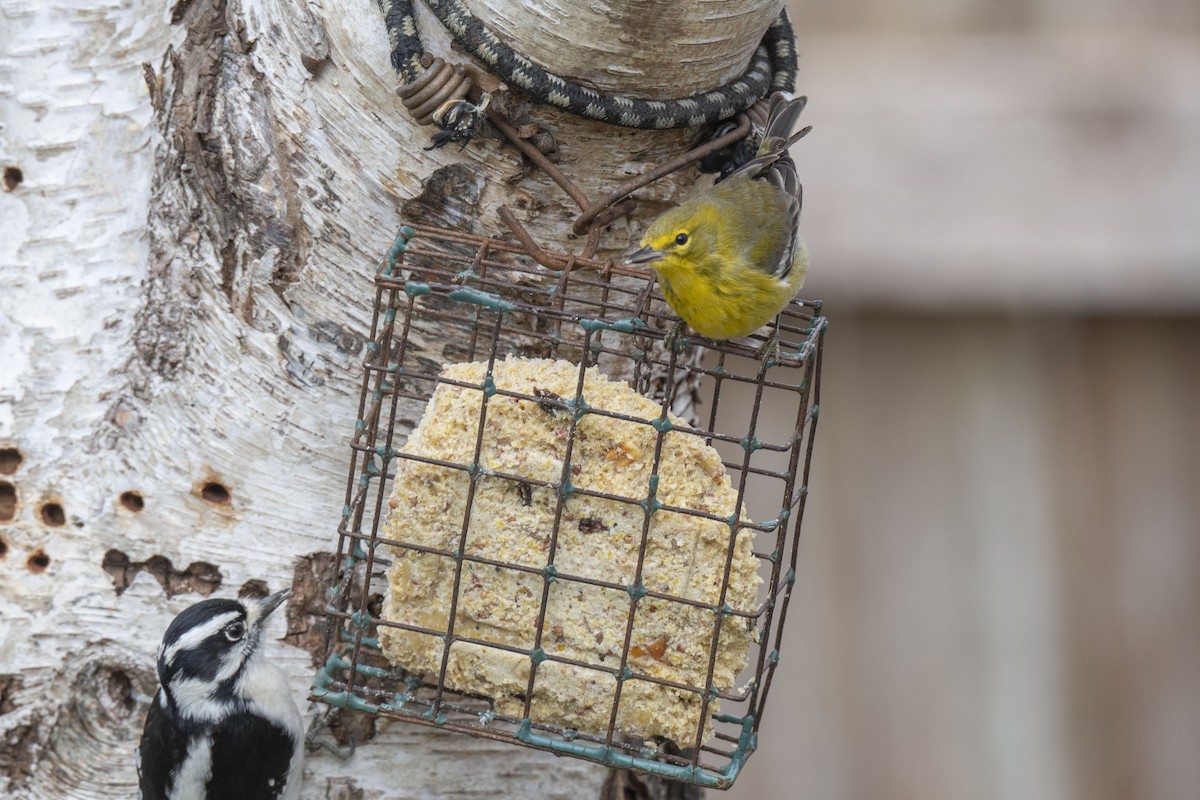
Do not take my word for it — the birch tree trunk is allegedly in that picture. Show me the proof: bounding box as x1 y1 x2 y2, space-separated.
0 0 782 797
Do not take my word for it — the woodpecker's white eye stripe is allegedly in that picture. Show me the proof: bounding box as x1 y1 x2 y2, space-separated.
161 611 242 666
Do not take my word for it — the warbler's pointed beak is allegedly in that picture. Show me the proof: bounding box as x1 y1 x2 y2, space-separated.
256 588 292 622
625 246 664 267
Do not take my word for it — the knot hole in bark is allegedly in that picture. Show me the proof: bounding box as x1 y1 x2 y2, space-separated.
30 658 157 796
0 447 22 473
26 549 50 573
199 480 231 505
0 481 16 521
118 491 145 512
2 166 21 191
238 579 269 599
39 502 65 527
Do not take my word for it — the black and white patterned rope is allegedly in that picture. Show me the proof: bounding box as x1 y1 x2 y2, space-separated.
380 0 798 131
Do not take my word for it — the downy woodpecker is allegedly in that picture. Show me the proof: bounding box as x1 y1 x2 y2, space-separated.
138 589 304 800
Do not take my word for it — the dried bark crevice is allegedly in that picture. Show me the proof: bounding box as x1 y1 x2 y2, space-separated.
101 548 224 597
0 675 36 789
400 163 487 233
0 716 39 790
131 0 305 394
285 551 340 666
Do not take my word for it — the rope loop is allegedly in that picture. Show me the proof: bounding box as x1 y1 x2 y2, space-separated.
381 0 798 147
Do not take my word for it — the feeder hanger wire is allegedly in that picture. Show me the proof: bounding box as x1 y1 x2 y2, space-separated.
380 0 798 144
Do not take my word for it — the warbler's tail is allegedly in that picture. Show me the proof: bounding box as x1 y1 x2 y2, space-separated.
759 93 810 156
730 93 810 183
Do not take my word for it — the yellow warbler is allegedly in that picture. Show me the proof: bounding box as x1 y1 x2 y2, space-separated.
627 93 810 344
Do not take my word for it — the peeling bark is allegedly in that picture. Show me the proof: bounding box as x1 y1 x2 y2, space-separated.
285 551 340 667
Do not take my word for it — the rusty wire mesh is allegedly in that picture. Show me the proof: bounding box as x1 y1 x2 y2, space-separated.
313 222 825 789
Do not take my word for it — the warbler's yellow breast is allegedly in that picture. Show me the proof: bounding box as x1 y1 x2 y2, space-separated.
640 177 807 340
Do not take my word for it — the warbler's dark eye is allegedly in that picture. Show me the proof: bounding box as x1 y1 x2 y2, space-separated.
224 622 246 642
675 232 689 246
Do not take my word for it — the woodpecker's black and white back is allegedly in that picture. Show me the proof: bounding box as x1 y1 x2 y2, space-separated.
139 589 303 800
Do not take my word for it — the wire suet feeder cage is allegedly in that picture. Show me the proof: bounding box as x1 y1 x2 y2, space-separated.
312 4 824 791
314 228 824 787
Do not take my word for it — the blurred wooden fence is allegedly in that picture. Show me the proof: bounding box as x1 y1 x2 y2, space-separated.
727 2 1200 796
726 314 1200 800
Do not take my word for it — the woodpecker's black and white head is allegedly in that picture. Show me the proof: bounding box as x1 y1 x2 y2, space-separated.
140 589 304 800
155 590 289 718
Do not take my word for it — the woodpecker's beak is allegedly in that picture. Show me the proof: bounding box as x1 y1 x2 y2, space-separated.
625 246 663 266
256 588 292 621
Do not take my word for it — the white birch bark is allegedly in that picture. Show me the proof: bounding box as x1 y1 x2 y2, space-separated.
0 0 781 796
